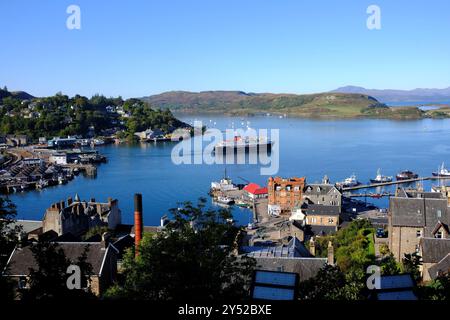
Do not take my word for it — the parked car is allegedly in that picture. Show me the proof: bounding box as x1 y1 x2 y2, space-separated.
376 228 386 238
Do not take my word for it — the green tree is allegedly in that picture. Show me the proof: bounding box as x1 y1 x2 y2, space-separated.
402 252 422 282
0 197 20 300
105 199 255 301
20 241 95 301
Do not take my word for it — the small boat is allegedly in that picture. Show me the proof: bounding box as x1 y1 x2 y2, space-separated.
58 176 67 185
432 162 450 177
396 170 419 181
336 174 361 188
36 179 49 189
216 196 234 205
370 169 393 183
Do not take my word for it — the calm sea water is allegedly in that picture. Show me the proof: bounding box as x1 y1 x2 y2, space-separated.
9 116 450 225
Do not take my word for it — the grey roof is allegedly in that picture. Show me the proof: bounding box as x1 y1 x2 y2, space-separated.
253 257 327 281
389 196 449 228
241 237 311 258
427 253 450 280
308 225 338 236
305 204 340 216
5 242 116 276
304 184 340 196
11 220 42 234
420 238 450 263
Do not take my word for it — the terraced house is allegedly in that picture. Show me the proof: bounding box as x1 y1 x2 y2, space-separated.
388 189 450 265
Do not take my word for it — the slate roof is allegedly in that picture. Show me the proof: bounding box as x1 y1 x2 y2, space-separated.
305 204 340 216
304 184 340 196
428 253 450 280
241 237 312 258
389 196 449 229
4 242 117 276
420 238 450 263
253 257 326 281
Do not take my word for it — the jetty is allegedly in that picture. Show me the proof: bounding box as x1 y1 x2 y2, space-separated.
342 176 448 192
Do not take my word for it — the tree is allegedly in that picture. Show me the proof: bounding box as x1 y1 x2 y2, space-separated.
0 197 20 300
402 252 422 282
417 273 450 300
20 241 95 301
105 199 255 301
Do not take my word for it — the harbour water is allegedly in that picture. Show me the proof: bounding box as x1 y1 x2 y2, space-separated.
9 116 450 225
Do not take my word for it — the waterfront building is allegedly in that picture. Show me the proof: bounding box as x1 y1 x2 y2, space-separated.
303 178 342 209
49 153 68 165
43 195 122 237
268 177 306 214
243 183 268 200
388 189 450 262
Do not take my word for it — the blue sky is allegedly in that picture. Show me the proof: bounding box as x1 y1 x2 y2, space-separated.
0 0 449 98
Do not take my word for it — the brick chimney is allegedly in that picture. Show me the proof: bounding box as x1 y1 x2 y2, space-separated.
327 241 334 265
134 193 143 257
309 237 316 256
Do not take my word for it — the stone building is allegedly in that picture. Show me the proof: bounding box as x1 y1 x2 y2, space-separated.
419 237 450 282
388 189 450 262
304 204 341 236
43 195 122 237
303 179 342 209
268 177 306 214
4 241 118 296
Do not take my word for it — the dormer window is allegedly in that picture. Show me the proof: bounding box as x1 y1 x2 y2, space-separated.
435 231 443 239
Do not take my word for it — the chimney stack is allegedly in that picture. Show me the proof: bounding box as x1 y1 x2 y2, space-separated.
327 241 334 265
309 237 316 256
134 193 143 257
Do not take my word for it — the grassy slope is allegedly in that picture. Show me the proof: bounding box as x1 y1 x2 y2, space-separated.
143 91 446 119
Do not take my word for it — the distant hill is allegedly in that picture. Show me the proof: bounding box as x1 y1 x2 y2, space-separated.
332 86 450 103
141 90 391 118
0 88 34 100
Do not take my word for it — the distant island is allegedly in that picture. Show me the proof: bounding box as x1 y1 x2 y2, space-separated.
332 85 450 103
142 90 450 119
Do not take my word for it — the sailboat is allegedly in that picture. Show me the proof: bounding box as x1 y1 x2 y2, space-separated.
432 162 450 177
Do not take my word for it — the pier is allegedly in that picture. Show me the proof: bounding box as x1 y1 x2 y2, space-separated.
342 176 447 192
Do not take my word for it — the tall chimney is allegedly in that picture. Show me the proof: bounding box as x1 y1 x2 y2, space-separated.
134 193 143 257
309 237 316 256
327 241 334 265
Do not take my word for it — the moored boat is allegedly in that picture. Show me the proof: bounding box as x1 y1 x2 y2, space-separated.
216 196 234 205
336 174 361 188
432 162 450 177
396 170 419 181
370 169 393 183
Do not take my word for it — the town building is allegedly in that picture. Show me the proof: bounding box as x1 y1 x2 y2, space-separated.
241 237 329 282
243 183 268 200
304 204 341 236
419 237 450 282
303 178 342 209
268 177 306 215
49 153 68 165
388 189 450 261
43 195 122 237
4 241 118 296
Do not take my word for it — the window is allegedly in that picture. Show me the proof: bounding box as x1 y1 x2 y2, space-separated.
437 210 442 218
435 231 443 239
328 218 334 224
416 230 422 238
18 277 27 289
